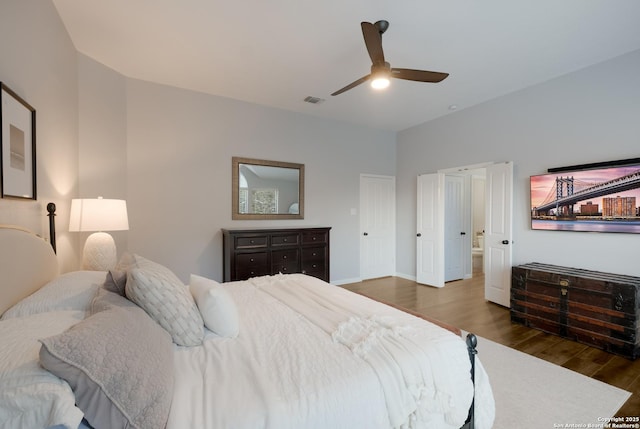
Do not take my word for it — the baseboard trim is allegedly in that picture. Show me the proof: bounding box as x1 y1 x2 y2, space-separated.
395 272 416 281
332 277 362 286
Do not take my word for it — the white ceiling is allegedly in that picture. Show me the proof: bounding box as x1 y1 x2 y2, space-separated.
52 0 640 132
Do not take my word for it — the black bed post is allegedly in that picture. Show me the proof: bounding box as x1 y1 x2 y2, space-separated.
464 333 477 429
47 202 56 254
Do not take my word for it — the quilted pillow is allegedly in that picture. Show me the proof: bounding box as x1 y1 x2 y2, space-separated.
0 311 84 429
39 301 174 429
190 274 240 338
125 255 204 346
1 271 107 320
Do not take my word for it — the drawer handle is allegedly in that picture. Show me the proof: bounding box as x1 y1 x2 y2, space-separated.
312 252 317 256
250 258 255 262
313 237 317 241
312 264 317 268
283 255 287 259
250 240 255 244
283 238 288 242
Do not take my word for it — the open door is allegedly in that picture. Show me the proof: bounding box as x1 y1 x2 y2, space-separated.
484 162 513 307
416 173 444 287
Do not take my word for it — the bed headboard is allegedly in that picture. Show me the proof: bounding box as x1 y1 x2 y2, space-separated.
0 225 59 315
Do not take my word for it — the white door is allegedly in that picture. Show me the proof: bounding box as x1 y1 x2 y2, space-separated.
416 173 444 287
360 174 396 280
444 175 465 282
484 162 514 307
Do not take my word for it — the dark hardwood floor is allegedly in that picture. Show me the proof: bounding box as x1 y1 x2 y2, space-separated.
342 257 640 417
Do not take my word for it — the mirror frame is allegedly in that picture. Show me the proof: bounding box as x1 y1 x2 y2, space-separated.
232 157 305 220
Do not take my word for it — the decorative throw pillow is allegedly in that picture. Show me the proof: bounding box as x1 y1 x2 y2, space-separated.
102 252 136 296
190 274 240 338
90 286 137 315
125 255 204 346
102 270 127 296
39 304 174 429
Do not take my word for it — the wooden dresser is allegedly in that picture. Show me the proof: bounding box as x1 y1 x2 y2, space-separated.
511 263 640 359
222 227 330 283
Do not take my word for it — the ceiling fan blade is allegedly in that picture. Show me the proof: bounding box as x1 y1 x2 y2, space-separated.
331 75 371 96
391 68 449 83
361 22 385 65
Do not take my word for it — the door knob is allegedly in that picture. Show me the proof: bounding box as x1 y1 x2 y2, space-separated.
363 232 368 236
416 233 422 237
502 240 509 245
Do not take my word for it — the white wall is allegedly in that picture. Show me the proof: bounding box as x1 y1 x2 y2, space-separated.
396 49 640 278
124 79 396 283
0 0 79 272
77 54 128 258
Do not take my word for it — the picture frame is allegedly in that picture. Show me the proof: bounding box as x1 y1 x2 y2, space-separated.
530 160 640 233
0 82 36 200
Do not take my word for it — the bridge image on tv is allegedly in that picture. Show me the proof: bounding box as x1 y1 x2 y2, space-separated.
530 163 640 233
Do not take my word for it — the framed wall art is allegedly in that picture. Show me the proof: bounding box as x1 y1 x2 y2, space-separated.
530 158 640 234
1 82 36 200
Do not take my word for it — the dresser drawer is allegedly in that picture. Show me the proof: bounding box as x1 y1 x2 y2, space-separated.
302 230 328 244
237 265 270 279
272 262 299 275
302 260 325 274
272 249 299 264
271 233 299 247
301 247 326 262
236 252 268 266
235 235 268 249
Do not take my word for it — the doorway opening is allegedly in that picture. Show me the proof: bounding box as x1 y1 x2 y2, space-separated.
444 168 486 282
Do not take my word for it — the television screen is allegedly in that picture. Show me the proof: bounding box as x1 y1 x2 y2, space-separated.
530 162 640 233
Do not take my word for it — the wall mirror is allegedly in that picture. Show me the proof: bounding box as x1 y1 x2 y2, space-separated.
232 157 304 220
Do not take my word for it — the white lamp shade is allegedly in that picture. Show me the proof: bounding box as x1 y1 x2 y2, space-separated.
69 198 129 232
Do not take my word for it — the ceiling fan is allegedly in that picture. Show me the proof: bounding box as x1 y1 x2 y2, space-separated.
331 20 449 96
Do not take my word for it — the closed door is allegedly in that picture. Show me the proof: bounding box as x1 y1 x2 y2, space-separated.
360 174 396 280
444 175 465 282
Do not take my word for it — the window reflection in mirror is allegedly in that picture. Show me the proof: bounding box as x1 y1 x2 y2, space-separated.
232 157 304 220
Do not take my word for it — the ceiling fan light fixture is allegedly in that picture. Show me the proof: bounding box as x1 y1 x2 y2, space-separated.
370 66 391 90
371 76 390 90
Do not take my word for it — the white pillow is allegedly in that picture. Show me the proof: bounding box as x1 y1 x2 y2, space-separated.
190 274 240 338
0 311 85 429
1 271 107 320
125 255 204 347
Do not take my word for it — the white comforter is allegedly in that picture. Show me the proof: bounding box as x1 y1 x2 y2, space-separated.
168 274 494 429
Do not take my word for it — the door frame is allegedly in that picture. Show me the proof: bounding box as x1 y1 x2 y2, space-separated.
417 162 513 304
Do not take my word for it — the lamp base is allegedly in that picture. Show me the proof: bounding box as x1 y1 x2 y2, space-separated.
82 232 117 271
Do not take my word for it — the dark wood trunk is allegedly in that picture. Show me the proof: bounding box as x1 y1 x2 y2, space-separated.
511 263 640 360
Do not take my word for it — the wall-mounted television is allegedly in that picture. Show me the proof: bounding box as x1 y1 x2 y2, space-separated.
530 158 640 233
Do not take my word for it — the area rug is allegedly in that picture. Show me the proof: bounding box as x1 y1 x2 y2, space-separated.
472 334 631 428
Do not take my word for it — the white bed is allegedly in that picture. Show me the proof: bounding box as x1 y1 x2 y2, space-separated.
0 223 495 429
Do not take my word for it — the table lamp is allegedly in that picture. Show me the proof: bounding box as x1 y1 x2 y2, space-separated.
69 197 129 271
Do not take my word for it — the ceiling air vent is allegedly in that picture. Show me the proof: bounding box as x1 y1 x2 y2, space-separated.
304 96 325 104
